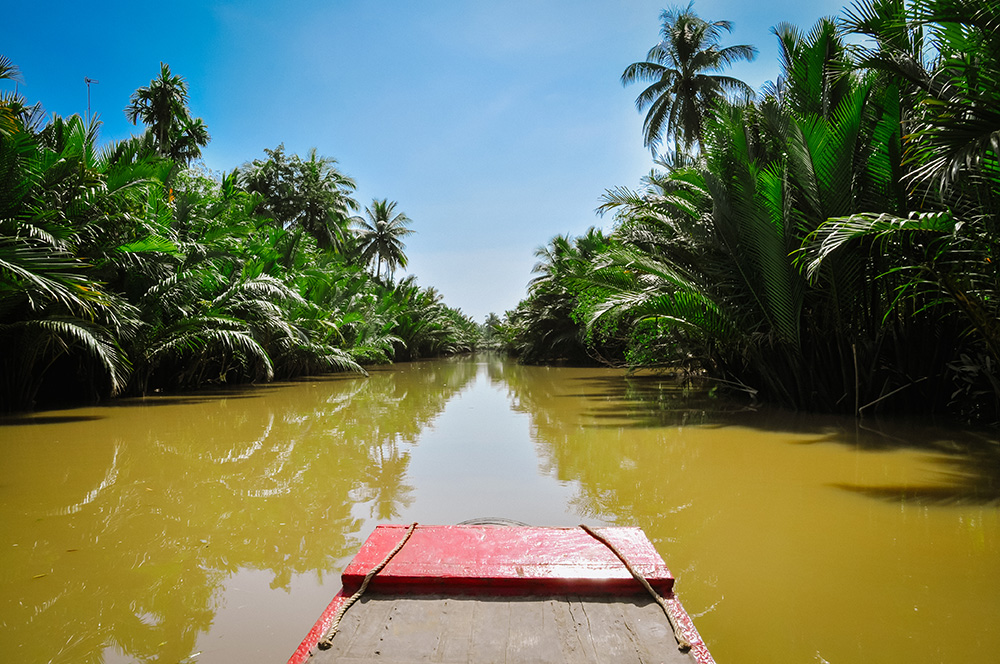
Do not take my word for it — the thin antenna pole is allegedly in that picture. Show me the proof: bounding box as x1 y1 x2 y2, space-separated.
85 77 99 123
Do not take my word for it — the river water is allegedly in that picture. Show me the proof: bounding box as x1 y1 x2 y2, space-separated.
1 355 997 663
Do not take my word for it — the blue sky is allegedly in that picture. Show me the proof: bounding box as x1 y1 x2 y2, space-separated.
6 0 852 322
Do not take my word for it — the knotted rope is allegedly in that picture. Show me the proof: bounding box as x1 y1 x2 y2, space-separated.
580 524 692 652
316 522 418 651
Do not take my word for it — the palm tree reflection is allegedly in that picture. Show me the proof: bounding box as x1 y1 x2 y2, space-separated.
1 359 476 663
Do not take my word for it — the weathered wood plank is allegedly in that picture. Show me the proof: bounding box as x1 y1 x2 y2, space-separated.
505 598 565 662
626 597 681 662
376 597 445 660
310 594 699 663
469 597 510 662
553 597 600 662
435 597 475 662
328 595 395 659
576 598 640 663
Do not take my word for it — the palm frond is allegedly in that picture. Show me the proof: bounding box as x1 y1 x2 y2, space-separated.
800 210 956 280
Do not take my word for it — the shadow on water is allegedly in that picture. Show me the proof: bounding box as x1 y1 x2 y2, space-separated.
0 414 105 426
575 376 753 429
513 368 1000 507
830 439 1000 506
0 374 366 423
0 391 266 422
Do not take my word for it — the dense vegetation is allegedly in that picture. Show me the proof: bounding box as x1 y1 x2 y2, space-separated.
0 58 478 412
503 0 1000 423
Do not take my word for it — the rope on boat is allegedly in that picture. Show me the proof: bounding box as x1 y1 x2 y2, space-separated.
580 523 692 653
316 522 418 651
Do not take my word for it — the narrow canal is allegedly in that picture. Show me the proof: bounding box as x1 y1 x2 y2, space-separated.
1 355 997 663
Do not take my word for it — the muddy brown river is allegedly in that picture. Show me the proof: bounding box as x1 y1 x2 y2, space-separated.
1 355 997 663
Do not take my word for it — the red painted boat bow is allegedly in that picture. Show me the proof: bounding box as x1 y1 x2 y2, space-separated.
288 524 714 664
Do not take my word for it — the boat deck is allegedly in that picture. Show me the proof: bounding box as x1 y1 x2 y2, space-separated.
310 593 701 663
290 525 714 664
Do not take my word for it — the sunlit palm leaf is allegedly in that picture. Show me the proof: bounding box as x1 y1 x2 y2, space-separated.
800 210 956 279
0 236 107 315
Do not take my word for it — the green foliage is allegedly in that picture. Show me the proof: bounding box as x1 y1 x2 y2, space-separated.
125 62 210 164
240 144 358 252
503 229 621 365
509 2 999 422
478 313 505 350
0 59 475 412
597 13 967 413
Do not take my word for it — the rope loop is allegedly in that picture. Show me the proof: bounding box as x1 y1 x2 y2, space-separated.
316 522 418 651
580 524 692 652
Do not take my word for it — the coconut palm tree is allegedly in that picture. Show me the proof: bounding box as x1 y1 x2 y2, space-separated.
125 62 209 164
505 230 616 365
296 149 357 252
622 3 757 156
353 198 414 281
241 145 358 252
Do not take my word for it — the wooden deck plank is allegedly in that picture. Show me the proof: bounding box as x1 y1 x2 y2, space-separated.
504 598 563 662
335 596 396 659
556 598 601 662
436 598 475 662
375 597 445 660
309 594 699 663
468 597 510 662
576 599 638 663
622 597 679 662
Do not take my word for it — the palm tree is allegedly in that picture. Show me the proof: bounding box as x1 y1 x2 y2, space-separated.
594 13 928 410
296 149 357 252
241 145 358 252
0 55 25 136
622 3 757 156
798 0 1000 420
170 116 210 166
505 230 615 365
0 56 20 83
842 0 1000 191
125 62 209 164
0 237 134 410
0 112 138 410
768 18 853 121
353 198 414 281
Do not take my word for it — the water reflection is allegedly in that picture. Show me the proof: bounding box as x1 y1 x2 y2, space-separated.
498 365 1000 506
495 362 999 664
1 356 997 664
0 358 478 664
